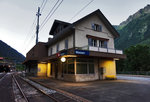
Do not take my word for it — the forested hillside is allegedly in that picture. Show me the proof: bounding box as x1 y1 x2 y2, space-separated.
115 4 150 49
115 5 150 74
0 40 25 62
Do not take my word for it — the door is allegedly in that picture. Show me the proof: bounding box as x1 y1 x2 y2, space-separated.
98 67 105 80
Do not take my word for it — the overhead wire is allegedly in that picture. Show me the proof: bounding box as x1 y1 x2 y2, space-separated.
68 0 94 22
40 0 48 13
39 0 63 32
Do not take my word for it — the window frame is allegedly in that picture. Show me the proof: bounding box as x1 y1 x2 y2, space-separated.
91 23 102 32
49 47 53 56
62 58 75 74
76 58 95 74
65 39 68 49
56 43 59 52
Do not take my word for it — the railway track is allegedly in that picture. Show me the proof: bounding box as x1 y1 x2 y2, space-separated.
12 75 77 102
0 73 6 81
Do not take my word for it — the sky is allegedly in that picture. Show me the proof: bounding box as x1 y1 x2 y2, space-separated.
0 0 150 56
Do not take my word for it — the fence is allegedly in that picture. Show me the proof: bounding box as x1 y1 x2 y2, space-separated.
117 71 150 76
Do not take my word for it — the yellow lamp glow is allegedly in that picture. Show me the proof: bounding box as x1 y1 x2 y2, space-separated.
61 57 66 62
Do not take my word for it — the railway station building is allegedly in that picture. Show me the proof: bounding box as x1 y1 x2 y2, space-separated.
23 9 126 82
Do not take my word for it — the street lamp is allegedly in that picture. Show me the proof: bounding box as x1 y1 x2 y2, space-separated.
61 57 66 62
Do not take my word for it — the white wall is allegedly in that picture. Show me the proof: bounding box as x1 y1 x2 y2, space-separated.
75 14 115 49
48 34 73 56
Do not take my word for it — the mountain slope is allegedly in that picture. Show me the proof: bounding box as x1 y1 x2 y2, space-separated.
0 40 25 62
115 4 150 49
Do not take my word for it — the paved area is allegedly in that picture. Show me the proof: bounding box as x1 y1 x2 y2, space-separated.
0 73 15 102
30 75 150 102
117 74 150 81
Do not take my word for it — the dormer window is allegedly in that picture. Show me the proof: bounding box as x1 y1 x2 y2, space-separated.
91 24 102 32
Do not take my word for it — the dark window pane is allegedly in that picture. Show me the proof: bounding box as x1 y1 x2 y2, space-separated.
88 59 94 63
68 64 74 74
65 39 68 49
91 23 95 30
101 41 107 48
56 44 59 52
76 59 87 62
68 58 74 63
89 64 94 74
63 63 67 74
99 25 102 32
76 64 87 74
93 39 97 47
88 38 92 46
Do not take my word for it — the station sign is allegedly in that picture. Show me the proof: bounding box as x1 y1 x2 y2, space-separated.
75 50 89 55
0 57 4 60
57 51 67 57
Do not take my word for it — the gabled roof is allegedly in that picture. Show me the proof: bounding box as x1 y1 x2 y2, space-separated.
72 9 119 38
47 9 120 46
49 20 71 35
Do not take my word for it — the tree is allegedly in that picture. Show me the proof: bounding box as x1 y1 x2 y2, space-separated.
117 45 150 73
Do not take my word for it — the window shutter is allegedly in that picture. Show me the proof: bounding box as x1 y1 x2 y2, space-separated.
104 41 107 48
88 38 93 46
99 25 102 32
91 23 95 30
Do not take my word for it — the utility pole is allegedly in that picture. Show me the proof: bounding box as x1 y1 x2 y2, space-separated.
36 7 41 44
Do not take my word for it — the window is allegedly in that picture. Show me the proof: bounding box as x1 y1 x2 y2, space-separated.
88 38 97 47
63 63 67 74
88 38 92 46
76 58 95 74
63 58 75 74
89 64 94 73
68 64 74 74
49 48 53 56
99 40 107 48
91 24 102 32
67 58 74 74
56 43 59 52
93 39 97 47
76 64 87 74
65 39 68 49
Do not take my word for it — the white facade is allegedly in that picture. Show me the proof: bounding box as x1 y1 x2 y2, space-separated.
48 14 120 56
48 34 74 56
75 14 114 49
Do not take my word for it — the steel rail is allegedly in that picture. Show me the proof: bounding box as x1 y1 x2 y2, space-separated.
18 75 59 102
0 73 7 81
12 75 29 102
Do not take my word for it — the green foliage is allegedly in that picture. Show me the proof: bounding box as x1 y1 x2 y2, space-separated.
16 64 25 71
117 45 150 72
115 12 150 50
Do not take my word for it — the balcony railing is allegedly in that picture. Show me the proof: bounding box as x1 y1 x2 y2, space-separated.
76 46 123 54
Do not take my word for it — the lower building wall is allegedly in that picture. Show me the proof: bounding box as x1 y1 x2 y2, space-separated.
26 64 37 76
100 59 117 79
75 74 98 82
36 58 117 81
62 74 76 82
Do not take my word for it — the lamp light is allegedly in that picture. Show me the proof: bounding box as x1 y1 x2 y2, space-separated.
61 57 66 62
